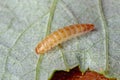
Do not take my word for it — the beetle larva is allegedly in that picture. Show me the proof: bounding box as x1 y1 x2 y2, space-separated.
35 24 94 54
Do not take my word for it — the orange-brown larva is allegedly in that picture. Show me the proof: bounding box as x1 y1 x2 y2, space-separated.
35 24 94 54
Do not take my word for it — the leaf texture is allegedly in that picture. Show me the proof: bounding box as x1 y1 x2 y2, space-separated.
0 0 120 80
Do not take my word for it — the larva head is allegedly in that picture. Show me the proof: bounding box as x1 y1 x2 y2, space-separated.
35 43 46 54
86 24 94 31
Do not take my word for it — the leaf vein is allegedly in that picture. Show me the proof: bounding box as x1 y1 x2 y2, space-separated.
98 0 109 73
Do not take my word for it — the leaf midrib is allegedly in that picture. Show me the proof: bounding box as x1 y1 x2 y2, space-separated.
35 0 61 80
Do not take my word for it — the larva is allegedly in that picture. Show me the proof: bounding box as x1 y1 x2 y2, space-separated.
35 24 94 54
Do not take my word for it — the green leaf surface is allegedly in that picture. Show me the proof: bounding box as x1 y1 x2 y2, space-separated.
0 0 120 80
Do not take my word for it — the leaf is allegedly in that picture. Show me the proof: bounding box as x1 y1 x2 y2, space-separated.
0 0 120 80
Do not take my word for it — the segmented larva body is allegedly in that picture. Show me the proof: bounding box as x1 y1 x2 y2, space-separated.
35 24 94 54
